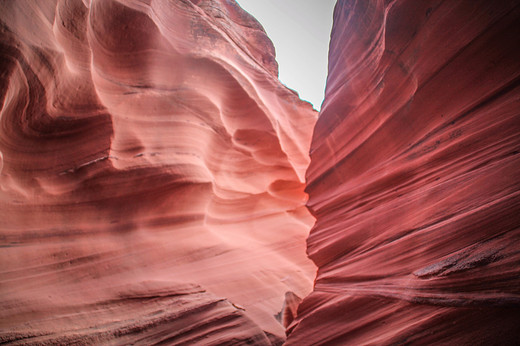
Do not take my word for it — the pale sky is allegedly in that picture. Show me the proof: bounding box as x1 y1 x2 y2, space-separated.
235 0 336 111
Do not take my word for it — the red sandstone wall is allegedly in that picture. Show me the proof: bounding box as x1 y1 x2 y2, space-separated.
0 1 316 344
287 0 520 344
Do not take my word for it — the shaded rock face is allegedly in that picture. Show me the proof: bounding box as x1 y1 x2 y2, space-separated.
0 0 317 343
286 0 520 344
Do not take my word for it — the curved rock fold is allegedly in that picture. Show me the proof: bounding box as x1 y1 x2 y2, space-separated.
0 0 316 344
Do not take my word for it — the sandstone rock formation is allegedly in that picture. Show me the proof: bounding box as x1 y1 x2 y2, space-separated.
0 0 317 344
287 0 520 344
3 0 520 344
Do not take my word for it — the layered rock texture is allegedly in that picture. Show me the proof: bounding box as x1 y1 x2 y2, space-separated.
287 0 520 344
0 0 317 344
3 0 520 344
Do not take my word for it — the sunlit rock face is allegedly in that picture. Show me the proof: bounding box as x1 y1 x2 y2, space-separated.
0 0 317 343
287 0 520 344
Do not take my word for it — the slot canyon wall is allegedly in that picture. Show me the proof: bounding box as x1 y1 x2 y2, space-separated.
0 0 317 344
287 0 520 344
2 0 520 345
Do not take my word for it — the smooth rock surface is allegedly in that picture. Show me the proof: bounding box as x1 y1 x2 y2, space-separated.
287 0 520 344
0 0 317 344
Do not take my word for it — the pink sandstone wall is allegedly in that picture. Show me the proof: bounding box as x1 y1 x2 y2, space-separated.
0 1 316 344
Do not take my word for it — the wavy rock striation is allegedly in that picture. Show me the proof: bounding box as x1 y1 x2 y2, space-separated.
0 0 317 344
287 0 520 344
